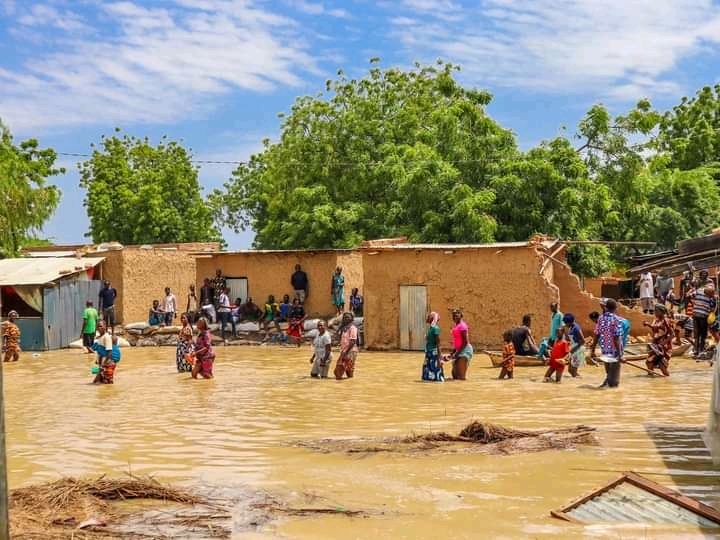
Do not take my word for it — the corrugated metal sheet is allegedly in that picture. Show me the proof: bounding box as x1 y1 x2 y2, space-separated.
14 318 45 351
0 257 105 286
564 480 720 527
44 280 102 350
399 286 427 351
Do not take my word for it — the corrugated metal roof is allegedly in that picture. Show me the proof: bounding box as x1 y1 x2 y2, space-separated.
0 257 105 286
23 250 78 258
554 473 720 527
566 482 718 527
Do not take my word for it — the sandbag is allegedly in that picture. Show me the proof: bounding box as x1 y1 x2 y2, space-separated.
124 322 150 331
236 322 261 332
304 329 319 339
154 325 181 335
303 319 326 331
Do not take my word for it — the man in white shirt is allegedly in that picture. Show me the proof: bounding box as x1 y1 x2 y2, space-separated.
217 287 236 342
162 287 178 326
639 272 655 314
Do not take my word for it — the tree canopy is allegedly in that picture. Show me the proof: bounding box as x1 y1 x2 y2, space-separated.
79 130 221 245
0 120 63 258
212 61 720 275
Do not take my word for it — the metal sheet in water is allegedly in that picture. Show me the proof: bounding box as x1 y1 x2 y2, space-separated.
552 472 720 527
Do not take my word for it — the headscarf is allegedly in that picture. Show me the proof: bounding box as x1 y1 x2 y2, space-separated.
338 311 355 333
562 313 575 324
429 311 439 326
7 310 18 319
655 304 668 315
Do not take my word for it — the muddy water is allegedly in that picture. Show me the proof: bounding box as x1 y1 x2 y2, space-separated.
3 347 719 539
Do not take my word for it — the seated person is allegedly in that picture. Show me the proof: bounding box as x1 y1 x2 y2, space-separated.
350 288 364 317
277 294 292 322
239 297 263 322
148 300 165 326
511 314 539 356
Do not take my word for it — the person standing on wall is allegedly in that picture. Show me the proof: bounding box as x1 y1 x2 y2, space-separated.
162 287 178 326
80 300 99 354
639 271 654 314
200 278 216 323
331 267 345 317
212 269 226 309
291 264 309 303
186 284 199 323
217 287 235 344
98 280 117 334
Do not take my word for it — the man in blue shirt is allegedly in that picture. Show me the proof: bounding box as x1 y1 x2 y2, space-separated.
98 280 117 334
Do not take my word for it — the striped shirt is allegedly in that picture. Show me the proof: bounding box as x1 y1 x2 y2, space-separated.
692 292 716 318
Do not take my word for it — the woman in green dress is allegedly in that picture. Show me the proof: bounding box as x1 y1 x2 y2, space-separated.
422 312 444 382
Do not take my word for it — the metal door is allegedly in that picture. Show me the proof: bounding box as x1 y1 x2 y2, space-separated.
43 286 61 350
226 278 249 303
399 285 427 350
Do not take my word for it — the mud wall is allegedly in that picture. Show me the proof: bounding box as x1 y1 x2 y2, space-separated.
96 250 125 320
196 251 362 318
362 246 560 350
119 248 199 324
552 260 651 338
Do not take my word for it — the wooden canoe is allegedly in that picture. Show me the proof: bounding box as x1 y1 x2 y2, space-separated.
624 340 692 360
485 351 546 368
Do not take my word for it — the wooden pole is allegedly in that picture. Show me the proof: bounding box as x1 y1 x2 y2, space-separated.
0 358 8 540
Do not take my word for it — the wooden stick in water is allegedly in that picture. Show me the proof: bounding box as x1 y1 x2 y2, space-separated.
623 359 667 377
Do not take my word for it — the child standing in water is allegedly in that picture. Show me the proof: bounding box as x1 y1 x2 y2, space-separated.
192 318 215 379
544 328 569 383
499 330 515 380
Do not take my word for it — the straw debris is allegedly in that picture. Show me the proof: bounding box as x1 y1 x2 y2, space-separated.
9 474 225 540
296 421 597 455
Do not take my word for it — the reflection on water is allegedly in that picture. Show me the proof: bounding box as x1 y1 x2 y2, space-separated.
3 347 719 538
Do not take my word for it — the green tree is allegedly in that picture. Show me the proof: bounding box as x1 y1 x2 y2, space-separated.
213 60 512 248
0 120 62 257
79 130 221 245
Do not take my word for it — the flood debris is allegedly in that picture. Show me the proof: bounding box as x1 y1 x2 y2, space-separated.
552 471 720 527
9 474 231 539
296 421 597 455
9 475 379 539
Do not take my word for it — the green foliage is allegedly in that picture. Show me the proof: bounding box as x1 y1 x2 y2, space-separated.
79 130 221 245
0 120 62 257
210 61 720 277
213 61 512 248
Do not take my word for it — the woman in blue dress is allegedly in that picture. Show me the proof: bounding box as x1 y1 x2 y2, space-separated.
422 312 444 382
331 266 345 316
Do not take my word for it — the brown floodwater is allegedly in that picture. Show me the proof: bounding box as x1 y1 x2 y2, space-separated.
3 346 719 539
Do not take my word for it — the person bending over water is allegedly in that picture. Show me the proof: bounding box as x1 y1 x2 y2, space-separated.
422 312 444 382
445 309 472 380
511 314 539 356
544 328 569 383
644 304 673 376
192 318 215 379
92 321 116 384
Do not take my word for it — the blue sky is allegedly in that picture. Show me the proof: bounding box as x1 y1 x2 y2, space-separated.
2 0 719 249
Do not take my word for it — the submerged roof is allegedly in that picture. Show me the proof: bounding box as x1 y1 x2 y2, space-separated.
0 257 105 286
552 472 720 527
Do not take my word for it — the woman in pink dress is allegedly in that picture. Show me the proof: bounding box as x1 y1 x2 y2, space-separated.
445 309 473 380
192 318 215 379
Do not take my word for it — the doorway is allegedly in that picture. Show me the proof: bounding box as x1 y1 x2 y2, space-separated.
399 285 427 350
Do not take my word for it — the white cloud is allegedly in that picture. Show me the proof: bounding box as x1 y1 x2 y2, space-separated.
0 1 320 133
390 0 720 101
287 0 350 18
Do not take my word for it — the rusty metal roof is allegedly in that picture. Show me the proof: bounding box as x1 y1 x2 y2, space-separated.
553 472 720 527
0 257 105 286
